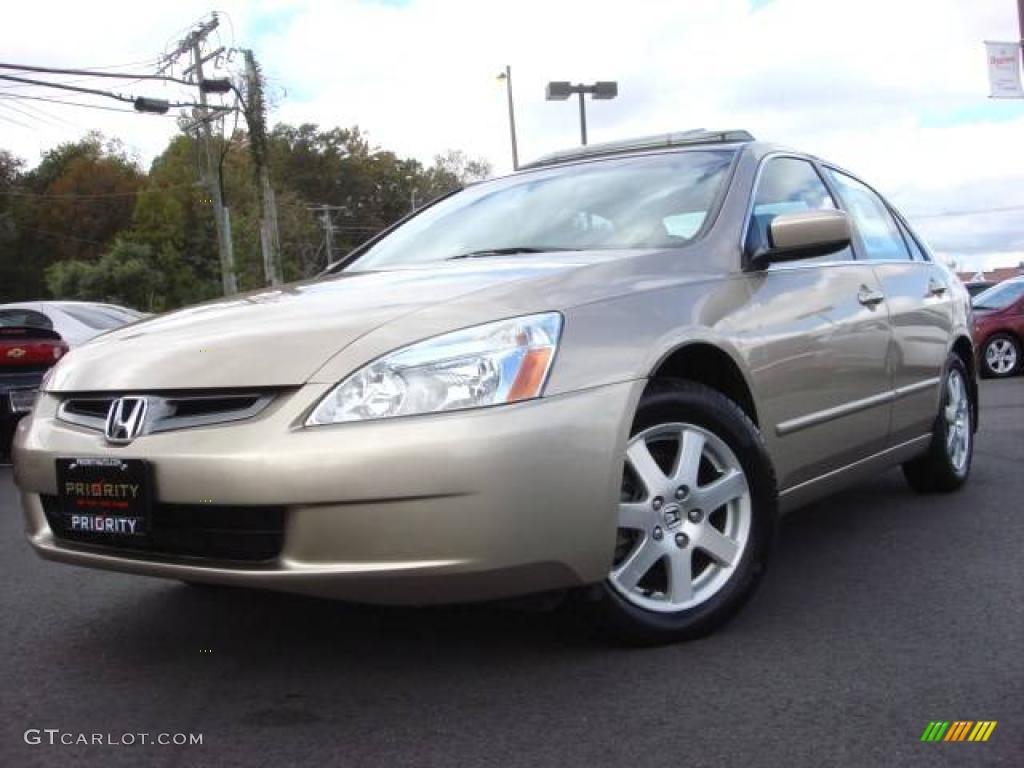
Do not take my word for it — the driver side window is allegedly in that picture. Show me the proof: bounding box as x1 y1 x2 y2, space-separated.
746 157 851 264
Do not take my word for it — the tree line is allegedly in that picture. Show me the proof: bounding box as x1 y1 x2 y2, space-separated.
0 125 491 310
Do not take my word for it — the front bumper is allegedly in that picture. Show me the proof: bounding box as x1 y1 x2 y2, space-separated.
14 380 643 603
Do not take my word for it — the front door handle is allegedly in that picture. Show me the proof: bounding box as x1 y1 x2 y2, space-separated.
926 278 947 297
857 286 886 307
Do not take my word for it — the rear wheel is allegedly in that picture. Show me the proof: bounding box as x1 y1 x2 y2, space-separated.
593 380 776 644
902 355 973 493
981 333 1020 378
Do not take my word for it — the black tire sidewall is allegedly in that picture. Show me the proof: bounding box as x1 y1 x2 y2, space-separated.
599 380 776 642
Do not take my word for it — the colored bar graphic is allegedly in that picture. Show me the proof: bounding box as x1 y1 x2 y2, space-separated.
945 721 972 741
921 721 996 742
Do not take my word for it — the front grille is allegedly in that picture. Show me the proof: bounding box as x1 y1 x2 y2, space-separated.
62 398 110 419
41 495 285 562
57 391 274 435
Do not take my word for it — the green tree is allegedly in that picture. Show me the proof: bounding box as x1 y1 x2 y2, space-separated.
130 134 221 306
44 239 163 310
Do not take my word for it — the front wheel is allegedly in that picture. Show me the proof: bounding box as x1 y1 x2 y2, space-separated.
593 380 777 644
901 355 973 493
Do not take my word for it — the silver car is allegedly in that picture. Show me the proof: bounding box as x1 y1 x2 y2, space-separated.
13 130 976 642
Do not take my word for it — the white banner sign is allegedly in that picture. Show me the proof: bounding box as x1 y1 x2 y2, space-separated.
985 41 1024 98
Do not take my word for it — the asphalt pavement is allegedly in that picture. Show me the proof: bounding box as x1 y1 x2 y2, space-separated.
0 380 1021 768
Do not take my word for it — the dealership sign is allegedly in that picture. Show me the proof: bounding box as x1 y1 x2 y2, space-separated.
985 41 1024 98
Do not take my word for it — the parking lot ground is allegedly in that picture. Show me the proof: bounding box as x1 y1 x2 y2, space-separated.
0 380 1021 768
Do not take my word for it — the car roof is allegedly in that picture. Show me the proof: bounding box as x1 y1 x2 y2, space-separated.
515 131 823 176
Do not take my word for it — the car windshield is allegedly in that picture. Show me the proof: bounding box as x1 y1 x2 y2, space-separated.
343 150 735 272
972 279 1024 310
58 304 134 330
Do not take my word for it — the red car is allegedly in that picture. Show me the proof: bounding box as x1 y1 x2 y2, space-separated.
1 310 69 460
972 276 1024 378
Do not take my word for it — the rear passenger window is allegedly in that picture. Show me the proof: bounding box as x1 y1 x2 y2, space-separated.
824 169 911 261
746 157 851 263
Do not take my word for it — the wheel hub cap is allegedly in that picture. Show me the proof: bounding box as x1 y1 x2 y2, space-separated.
986 340 1017 374
944 369 971 475
610 423 752 613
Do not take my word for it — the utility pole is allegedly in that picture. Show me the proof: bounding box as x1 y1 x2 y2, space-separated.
403 175 418 212
309 205 336 266
191 20 237 295
164 15 238 295
497 65 519 170
243 49 282 286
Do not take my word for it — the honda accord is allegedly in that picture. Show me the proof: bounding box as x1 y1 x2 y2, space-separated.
13 130 977 642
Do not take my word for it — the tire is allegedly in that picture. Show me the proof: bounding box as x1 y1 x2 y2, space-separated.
590 379 777 644
901 355 974 493
980 333 1021 378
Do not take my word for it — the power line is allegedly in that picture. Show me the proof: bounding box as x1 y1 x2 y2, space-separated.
0 73 210 110
19 227 109 246
0 97 76 129
4 187 142 200
908 205 1024 219
0 61 193 86
0 110 33 130
0 92 178 116
79 56 162 71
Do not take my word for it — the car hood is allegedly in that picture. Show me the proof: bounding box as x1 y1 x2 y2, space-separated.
46 257 608 392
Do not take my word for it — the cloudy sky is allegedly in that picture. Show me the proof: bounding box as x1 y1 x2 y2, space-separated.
2 0 1023 272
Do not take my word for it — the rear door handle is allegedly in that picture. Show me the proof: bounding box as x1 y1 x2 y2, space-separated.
857 286 886 307
926 279 947 297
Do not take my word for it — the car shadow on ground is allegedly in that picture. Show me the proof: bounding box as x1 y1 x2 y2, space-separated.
50 465 967 669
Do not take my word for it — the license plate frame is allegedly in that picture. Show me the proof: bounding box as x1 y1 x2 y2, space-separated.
56 457 152 539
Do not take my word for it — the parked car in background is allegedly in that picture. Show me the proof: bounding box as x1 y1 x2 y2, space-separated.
972 276 1024 378
964 280 995 298
0 301 144 347
0 309 68 461
13 131 977 643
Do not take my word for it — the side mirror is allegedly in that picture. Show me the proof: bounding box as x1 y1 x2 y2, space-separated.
746 209 852 270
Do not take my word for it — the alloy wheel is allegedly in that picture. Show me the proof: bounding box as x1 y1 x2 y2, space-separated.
609 423 752 613
944 369 971 475
985 338 1017 375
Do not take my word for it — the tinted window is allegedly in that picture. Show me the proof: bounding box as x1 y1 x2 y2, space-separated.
746 157 851 263
0 308 52 330
825 169 911 261
972 279 1024 310
346 151 735 271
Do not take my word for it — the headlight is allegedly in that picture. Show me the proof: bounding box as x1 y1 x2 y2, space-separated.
306 312 562 425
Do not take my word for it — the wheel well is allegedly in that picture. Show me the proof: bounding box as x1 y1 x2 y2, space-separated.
951 335 979 428
651 343 759 426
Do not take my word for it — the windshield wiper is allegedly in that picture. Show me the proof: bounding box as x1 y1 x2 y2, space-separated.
447 246 581 260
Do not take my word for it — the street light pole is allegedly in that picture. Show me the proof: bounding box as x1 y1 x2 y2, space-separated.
1018 0 1024 52
577 90 587 145
546 81 618 146
497 66 519 170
